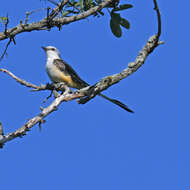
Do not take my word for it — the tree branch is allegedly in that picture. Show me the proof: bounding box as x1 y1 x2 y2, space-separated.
0 68 40 89
0 68 82 92
48 0 69 19
0 0 113 41
0 0 163 148
0 91 84 147
153 0 161 38
79 0 163 104
0 38 12 61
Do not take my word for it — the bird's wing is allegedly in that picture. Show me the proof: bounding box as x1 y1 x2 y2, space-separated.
53 59 89 88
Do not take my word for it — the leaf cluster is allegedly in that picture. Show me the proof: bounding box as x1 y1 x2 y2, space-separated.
45 0 133 37
110 4 132 38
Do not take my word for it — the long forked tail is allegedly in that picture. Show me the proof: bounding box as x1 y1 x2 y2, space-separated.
98 93 134 113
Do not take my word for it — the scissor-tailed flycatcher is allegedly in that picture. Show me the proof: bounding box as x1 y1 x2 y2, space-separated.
42 46 134 113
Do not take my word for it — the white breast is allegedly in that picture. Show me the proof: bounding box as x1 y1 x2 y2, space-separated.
46 57 61 83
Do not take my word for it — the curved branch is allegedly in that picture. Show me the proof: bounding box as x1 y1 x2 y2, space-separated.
0 0 163 148
0 68 40 89
153 0 161 38
79 0 162 104
0 91 84 147
0 68 85 92
0 0 113 41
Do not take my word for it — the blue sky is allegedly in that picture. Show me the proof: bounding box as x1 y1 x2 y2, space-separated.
1 0 190 189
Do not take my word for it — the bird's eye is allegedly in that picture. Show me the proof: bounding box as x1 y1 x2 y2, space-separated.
51 48 55 51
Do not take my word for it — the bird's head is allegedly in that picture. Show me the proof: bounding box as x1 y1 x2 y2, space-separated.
41 46 61 59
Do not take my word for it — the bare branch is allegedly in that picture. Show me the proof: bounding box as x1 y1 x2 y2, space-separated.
0 68 76 92
0 38 12 61
24 8 48 25
0 15 15 61
0 0 113 41
0 91 84 147
0 68 40 89
0 0 163 147
0 0 163 107
79 0 162 104
79 35 162 104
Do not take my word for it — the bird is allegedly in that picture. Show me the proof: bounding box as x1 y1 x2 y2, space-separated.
42 46 134 113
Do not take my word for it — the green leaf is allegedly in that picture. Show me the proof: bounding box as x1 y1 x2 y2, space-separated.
109 12 131 37
120 18 130 29
110 18 122 38
110 12 121 23
110 12 122 37
113 4 133 12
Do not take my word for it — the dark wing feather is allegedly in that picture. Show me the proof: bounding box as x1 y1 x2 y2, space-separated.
53 60 134 113
54 59 89 88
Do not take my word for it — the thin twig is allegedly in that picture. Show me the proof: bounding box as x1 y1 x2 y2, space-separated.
42 90 53 103
0 38 11 61
0 15 12 61
48 0 59 6
0 0 114 41
4 14 9 35
153 0 161 38
0 68 40 89
0 122 4 136
49 0 69 20
46 7 51 29
0 68 72 92
79 0 162 104
24 8 48 25
0 0 163 147
24 12 30 25
68 1 81 12
0 91 84 147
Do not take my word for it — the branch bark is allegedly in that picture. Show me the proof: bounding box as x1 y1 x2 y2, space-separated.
79 0 162 104
0 0 163 148
0 92 84 146
0 0 113 41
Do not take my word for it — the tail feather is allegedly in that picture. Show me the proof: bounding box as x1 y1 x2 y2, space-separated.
98 93 134 113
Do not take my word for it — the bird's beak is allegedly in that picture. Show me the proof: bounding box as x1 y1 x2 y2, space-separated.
41 46 47 51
